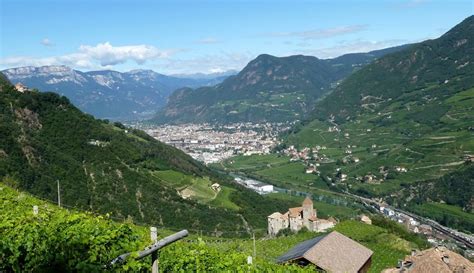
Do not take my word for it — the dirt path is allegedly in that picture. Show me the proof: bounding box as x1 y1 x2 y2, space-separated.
413 161 465 170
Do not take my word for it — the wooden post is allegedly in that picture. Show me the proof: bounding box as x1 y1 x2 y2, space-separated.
247 256 253 265
57 180 61 208
150 227 158 273
252 233 256 259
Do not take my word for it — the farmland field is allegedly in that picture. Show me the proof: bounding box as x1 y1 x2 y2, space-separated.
152 170 240 209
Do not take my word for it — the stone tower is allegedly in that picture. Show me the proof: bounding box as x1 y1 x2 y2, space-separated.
302 196 316 220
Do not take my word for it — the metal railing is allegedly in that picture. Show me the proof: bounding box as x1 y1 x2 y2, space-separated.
107 229 189 271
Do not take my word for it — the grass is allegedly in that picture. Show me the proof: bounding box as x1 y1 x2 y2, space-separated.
184 177 216 202
218 154 289 171
266 193 357 219
216 155 364 220
152 169 194 188
255 162 329 190
334 221 414 273
210 186 240 210
152 170 240 209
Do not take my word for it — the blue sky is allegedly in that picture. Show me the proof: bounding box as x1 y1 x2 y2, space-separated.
1 0 472 74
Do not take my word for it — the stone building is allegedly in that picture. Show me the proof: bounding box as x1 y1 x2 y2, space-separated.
268 197 336 236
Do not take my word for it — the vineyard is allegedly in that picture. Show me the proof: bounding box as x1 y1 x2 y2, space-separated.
1 182 427 272
0 183 310 272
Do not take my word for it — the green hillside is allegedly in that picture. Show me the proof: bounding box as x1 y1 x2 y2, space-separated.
280 16 474 227
0 182 310 272
0 76 296 235
310 15 474 123
1 182 427 272
154 46 407 124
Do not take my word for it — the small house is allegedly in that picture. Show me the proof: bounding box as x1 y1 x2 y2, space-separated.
276 231 373 273
211 183 221 192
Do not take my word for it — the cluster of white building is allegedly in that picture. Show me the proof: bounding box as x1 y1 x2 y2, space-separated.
234 177 274 194
143 123 289 164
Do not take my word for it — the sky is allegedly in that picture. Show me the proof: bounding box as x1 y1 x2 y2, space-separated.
0 0 472 74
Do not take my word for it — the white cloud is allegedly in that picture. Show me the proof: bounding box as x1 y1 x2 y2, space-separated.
160 52 254 74
1 42 176 69
263 25 367 40
78 42 172 66
196 37 221 44
295 40 407 59
41 38 54 47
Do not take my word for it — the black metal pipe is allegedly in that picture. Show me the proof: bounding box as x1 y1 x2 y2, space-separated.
108 230 189 267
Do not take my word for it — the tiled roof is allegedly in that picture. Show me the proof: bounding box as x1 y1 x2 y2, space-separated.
268 212 289 220
289 207 303 218
275 235 327 263
277 231 373 273
383 247 474 273
303 196 313 206
268 212 283 219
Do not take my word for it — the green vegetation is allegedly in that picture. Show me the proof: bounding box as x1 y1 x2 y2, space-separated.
333 221 423 273
390 165 474 232
210 186 240 210
2 182 429 272
0 183 148 272
152 170 232 206
207 220 427 273
255 162 329 190
216 155 364 219
217 154 289 171
268 193 360 219
277 16 474 230
410 203 474 233
0 77 305 235
0 183 311 272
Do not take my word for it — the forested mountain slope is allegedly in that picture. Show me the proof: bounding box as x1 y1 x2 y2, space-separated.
0 75 293 234
310 15 474 123
283 16 474 230
154 46 407 124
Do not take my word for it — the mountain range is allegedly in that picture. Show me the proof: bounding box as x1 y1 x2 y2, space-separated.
2 66 235 120
153 45 409 124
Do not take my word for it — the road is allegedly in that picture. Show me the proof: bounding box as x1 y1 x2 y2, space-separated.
342 191 474 250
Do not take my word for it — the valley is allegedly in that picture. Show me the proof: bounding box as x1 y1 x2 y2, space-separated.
1 2 473 271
